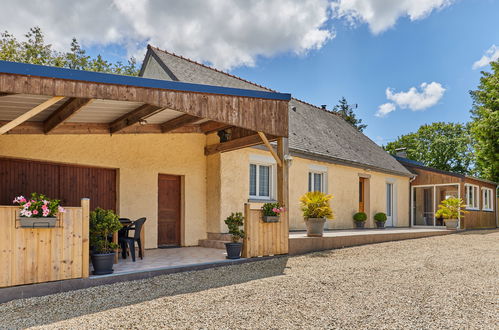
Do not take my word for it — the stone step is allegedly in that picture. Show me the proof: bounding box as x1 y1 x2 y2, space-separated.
199 239 230 249
207 232 232 241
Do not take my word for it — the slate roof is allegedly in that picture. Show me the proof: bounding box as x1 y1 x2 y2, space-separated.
141 45 413 177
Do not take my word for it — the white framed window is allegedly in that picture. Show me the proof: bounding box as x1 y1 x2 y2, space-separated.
465 184 479 210
482 188 493 211
308 164 328 193
249 163 273 199
308 172 325 192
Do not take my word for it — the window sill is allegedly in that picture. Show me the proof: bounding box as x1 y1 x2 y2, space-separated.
465 208 480 211
482 209 494 212
248 199 276 203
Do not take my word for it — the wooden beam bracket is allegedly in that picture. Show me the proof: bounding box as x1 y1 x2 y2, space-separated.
258 131 283 167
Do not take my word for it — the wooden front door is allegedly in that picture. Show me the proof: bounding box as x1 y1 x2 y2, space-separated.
157 174 181 246
359 178 365 212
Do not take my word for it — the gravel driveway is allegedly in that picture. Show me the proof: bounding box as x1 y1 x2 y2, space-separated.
1 230 498 329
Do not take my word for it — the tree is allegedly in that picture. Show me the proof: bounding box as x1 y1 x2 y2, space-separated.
384 122 474 175
332 97 367 132
0 27 139 76
469 60 499 182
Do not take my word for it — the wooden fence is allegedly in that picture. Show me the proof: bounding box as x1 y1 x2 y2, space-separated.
242 203 288 258
0 199 89 288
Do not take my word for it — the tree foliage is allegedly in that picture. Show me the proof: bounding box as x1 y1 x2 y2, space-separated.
384 122 474 175
0 27 139 76
332 97 367 132
469 60 499 182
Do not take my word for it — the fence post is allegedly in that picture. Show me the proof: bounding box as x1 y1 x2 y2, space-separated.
242 203 250 258
81 198 90 278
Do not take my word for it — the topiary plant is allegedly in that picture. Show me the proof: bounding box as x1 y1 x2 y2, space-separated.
224 212 245 243
353 212 367 222
374 212 387 223
90 208 122 253
300 191 334 220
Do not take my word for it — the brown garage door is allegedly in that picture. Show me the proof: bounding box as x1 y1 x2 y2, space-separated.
0 157 117 211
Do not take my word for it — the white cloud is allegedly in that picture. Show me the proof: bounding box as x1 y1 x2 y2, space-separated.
332 0 453 34
472 45 499 69
0 0 333 70
386 82 446 111
375 102 396 117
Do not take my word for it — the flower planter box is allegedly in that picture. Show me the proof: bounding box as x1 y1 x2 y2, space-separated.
18 217 57 228
262 215 280 223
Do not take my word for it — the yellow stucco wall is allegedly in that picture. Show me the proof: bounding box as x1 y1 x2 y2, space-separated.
214 148 410 232
0 134 208 248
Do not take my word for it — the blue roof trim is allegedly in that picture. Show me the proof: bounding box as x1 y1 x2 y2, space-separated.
0 61 291 101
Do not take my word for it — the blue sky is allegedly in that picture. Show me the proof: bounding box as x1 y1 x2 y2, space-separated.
230 0 499 145
2 0 498 145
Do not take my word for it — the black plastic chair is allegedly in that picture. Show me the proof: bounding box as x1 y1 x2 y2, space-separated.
119 217 146 262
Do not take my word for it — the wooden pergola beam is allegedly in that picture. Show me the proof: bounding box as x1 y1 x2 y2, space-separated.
161 114 201 133
258 131 283 167
0 121 201 134
43 98 93 133
109 104 162 133
0 96 64 135
200 121 232 134
205 133 277 155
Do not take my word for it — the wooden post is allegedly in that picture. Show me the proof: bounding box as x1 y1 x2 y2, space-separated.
277 137 289 253
242 203 251 258
81 198 90 278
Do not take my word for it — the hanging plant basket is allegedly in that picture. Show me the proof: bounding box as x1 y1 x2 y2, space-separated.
19 217 57 228
262 215 280 223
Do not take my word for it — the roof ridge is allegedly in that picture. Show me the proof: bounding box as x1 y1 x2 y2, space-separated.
147 44 343 118
148 44 277 92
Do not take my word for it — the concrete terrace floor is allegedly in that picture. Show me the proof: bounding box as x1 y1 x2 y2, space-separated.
1 230 497 329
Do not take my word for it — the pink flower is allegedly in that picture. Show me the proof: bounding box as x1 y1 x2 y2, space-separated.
42 205 48 210
32 210 38 215
58 206 66 213
272 208 278 213
42 210 50 217
24 202 31 208
43 200 49 205
24 210 32 217
19 196 26 203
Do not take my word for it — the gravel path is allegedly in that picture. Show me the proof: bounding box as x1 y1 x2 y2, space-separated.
1 230 498 329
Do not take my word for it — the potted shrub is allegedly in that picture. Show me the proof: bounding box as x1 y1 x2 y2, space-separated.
300 191 334 237
374 212 387 228
13 193 65 228
353 212 367 228
224 212 245 259
435 197 467 230
90 208 122 275
261 202 285 223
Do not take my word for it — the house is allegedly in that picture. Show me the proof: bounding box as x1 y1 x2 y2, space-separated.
395 155 498 229
0 60 291 253
140 45 415 239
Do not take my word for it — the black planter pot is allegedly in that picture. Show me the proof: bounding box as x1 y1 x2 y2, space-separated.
91 252 115 275
375 221 386 229
354 221 365 228
225 242 243 259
